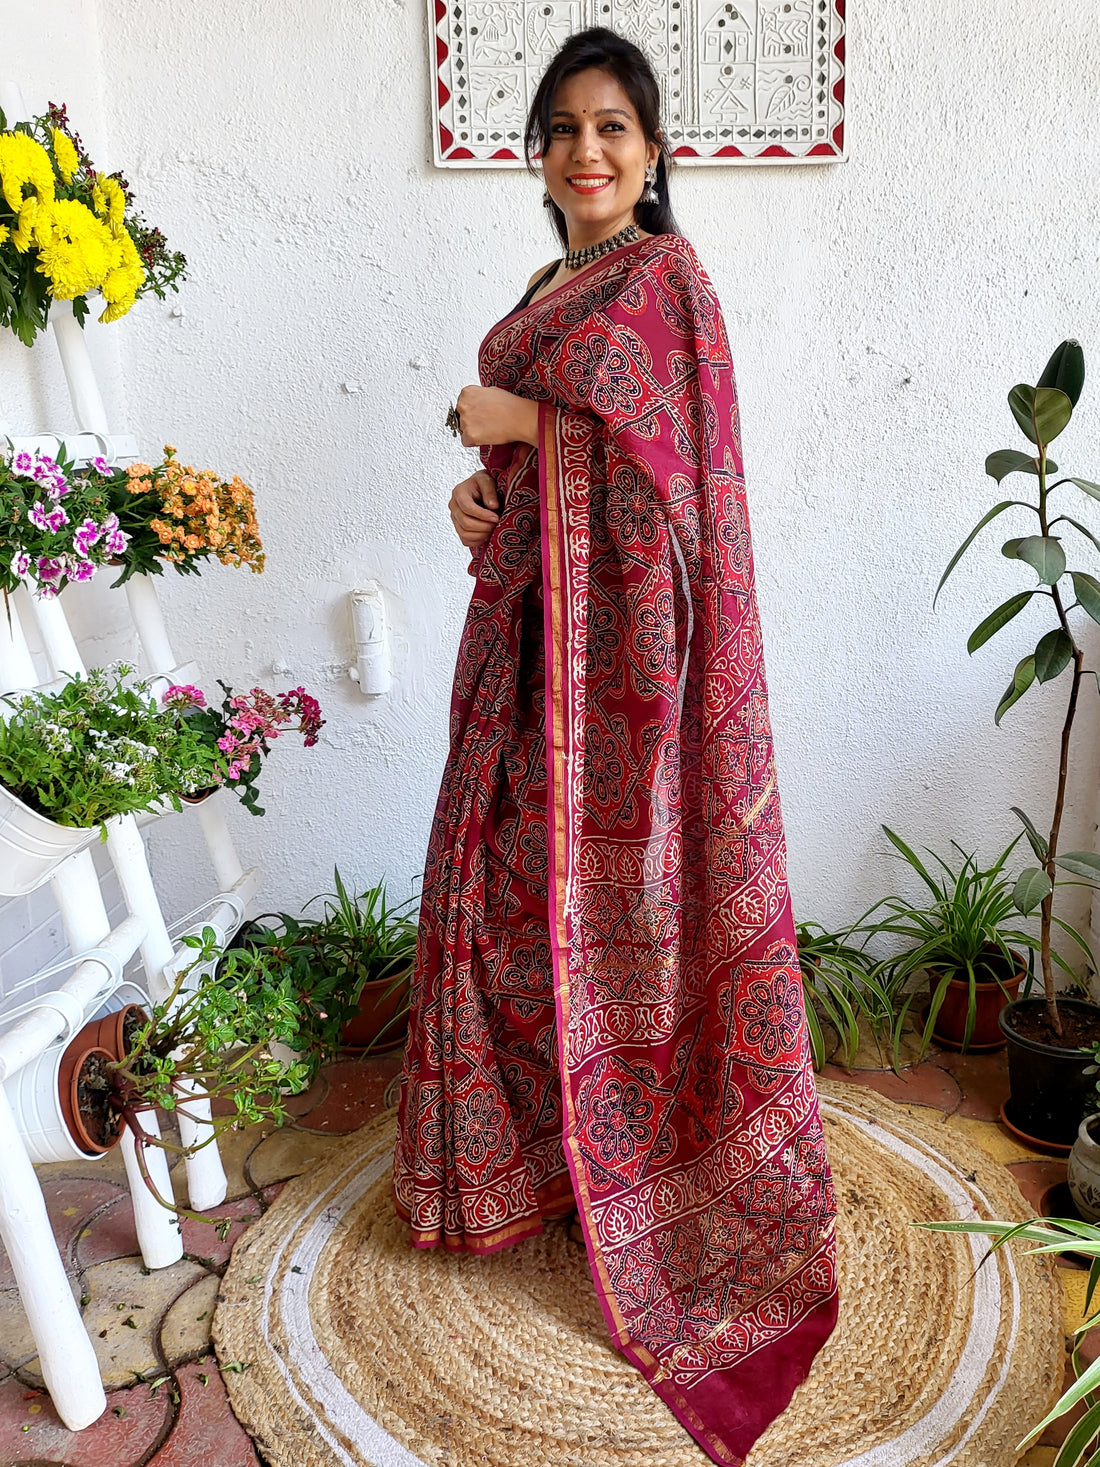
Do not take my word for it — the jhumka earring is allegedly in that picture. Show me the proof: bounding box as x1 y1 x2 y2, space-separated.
641 165 659 205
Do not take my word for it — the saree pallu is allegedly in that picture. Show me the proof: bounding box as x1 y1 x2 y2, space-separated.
394 234 838 1466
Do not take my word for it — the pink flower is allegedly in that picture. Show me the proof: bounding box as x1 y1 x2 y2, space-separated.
28 501 51 531
13 451 33 474
161 683 207 711
92 456 110 474
10 550 30 577
73 518 102 556
68 559 96 582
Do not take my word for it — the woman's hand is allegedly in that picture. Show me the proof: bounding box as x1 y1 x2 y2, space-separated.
449 470 501 547
455 385 539 448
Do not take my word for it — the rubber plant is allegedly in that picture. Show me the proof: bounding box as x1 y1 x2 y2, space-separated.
936 340 1100 1036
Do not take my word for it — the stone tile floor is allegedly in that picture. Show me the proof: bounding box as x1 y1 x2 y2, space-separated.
0 1040 1090 1465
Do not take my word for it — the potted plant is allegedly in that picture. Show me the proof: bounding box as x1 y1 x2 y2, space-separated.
0 100 186 346
796 920 909 1072
0 665 226 896
1 446 128 598
159 680 323 816
936 339 1100 1144
4 985 147 1164
225 870 419 1055
83 928 312 1233
860 828 1039 1056
919 1213 1100 1464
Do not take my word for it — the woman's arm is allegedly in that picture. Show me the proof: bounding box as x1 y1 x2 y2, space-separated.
455 384 539 448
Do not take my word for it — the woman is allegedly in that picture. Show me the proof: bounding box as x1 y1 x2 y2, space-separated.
394 27 837 1466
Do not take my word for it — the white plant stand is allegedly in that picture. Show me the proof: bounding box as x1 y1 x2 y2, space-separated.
0 84 265 1429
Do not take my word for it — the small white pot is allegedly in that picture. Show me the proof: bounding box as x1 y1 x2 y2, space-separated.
1068 1113 1100 1224
3 981 147 1164
0 782 99 898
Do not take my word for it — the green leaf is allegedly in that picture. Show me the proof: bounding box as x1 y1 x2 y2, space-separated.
1069 478 1100 504
1016 535 1066 584
1009 383 1074 445
1053 517 1100 558
986 449 1045 483
996 653 1036 723
1001 537 1024 559
1056 852 1100 882
1013 867 1052 915
1072 572 1100 626
1011 805 1049 860
1038 339 1085 408
934 500 1030 607
967 591 1035 653
1051 1397 1100 1466
1034 627 1074 682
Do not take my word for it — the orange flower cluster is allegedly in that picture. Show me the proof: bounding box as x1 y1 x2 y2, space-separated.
125 446 264 573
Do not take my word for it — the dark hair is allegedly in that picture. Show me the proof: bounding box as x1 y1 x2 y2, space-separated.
524 27 681 247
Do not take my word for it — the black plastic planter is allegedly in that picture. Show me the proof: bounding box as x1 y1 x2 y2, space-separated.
999 997 1100 1148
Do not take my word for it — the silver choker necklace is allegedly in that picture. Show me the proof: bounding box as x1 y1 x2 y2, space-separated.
563 223 639 271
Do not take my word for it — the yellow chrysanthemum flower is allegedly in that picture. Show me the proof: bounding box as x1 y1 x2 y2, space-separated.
92 175 126 238
0 224 8 246
98 227 145 322
35 198 114 300
11 196 41 252
51 128 79 183
0 131 56 214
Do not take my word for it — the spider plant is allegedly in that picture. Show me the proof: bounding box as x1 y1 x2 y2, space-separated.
862 828 1039 1055
918 1214 1100 1464
797 921 908 1072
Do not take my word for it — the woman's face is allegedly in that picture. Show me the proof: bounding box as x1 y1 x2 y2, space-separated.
541 68 661 248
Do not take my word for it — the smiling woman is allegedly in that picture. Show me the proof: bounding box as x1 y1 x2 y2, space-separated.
395 27 838 1467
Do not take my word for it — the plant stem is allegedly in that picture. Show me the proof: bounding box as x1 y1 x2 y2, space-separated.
1038 438 1079 1036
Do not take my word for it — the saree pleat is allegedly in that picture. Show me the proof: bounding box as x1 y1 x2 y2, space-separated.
394 234 837 1464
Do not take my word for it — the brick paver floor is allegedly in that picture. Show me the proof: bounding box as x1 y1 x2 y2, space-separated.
0 1041 1088 1464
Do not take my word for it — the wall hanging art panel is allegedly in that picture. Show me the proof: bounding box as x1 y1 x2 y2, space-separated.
428 0 846 166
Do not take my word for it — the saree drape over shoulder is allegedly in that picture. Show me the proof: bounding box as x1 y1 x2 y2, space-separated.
394 234 838 1466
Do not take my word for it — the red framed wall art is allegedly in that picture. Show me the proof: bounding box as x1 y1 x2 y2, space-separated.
429 0 846 167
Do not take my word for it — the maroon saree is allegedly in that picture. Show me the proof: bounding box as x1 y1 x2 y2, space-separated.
394 234 837 1465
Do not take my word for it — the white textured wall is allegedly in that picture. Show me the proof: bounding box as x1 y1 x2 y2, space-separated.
4 0 1100 953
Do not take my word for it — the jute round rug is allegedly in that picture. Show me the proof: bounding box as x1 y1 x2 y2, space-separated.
214 1080 1064 1467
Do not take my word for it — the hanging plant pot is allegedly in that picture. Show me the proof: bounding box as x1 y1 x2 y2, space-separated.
341 967 412 1052
179 787 217 806
999 997 1100 1150
0 782 98 897
3 983 149 1163
925 950 1026 1052
1068 1114 1100 1224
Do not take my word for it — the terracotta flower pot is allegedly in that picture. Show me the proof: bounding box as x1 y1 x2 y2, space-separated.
926 952 1026 1051
57 1041 120 1155
81 1003 148 1063
341 967 412 1052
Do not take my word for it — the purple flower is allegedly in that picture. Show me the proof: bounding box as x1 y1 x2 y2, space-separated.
68 559 96 583
10 550 30 577
105 527 127 555
37 455 57 471
73 518 102 556
47 473 68 502
92 456 110 474
36 556 63 586
13 452 33 474
28 501 51 531
45 505 68 532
